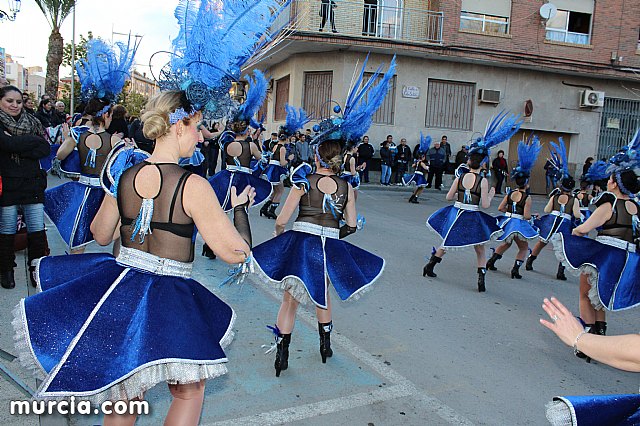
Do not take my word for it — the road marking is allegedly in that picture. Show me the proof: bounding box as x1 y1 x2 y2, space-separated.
206 279 474 426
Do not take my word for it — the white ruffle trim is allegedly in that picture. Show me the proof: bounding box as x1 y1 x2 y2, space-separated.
11 301 236 404
498 231 539 244
249 257 382 308
545 398 577 426
551 234 604 310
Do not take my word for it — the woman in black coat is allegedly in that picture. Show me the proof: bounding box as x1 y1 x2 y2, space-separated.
0 86 51 289
34 99 54 128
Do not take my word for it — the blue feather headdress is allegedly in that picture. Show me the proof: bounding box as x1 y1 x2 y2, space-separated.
418 132 432 155
311 54 397 149
583 160 610 183
279 104 311 138
158 0 290 120
549 137 570 179
607 129 640 196
511 134 542 180
76 37 139 102
234 70 268 125
469 111 523 160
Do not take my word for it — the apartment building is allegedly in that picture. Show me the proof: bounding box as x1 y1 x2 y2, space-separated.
252 0 640 192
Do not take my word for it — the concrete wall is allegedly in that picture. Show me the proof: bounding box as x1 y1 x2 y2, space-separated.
260 50 640 167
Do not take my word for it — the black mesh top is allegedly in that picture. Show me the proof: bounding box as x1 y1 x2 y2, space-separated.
507 190 528 215
576 191 592 208
78 131 112 177
118 162 195 262
225 139 253 168
272 143 284 161
416 162 429 174
457 173 483 205
551 193 576 214
343 154 355 173
296 174 349 229
596 194 638 243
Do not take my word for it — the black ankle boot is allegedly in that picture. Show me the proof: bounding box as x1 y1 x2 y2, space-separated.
319 321 333 363
265 203 279 220
408 195 414 203
259 200 272 218
423 255 442 278
593 321 607 336
274 333 291 377
525 255 537 271
511 260 523 279
0 234 16 290
201 243 216 259
556 263 567 281
477 267 487 292
486 252 502 271
27 231 49 288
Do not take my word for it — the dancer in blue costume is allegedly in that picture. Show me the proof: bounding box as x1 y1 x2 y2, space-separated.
424 112 522 292
485 135 542 279
541 297 640 426
45 37 138 254
260 104 310 219
340 143 362 195
525 139 581 280
251 55 394 377
406 132 431 204
12 0 290 423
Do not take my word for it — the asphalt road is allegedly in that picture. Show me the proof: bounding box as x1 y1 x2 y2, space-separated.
0 179 637 425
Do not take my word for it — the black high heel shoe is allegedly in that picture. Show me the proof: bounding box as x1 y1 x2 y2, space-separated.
201 244 216 260
274 333 291 377
423 255 441 278
318 322 333 364
511 260 523 279
477 267 487 292
259 201 272 218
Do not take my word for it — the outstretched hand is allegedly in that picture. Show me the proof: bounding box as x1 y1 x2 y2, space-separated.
61 123 70 139
231 185 256 209
540 297 585 347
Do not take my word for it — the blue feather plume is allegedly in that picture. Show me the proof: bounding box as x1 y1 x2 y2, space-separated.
76 37 139 101
340 55 397 144
483 112 524 149
282 104 310 137
584 160 610 183
419 132 432 154
549 137 570 178
516 135 542 175
607 128 640 175
236 70 268 123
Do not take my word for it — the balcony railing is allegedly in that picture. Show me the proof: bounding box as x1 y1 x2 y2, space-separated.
273 0 444 45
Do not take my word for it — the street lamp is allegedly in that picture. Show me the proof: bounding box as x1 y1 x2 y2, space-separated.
0 0 21 22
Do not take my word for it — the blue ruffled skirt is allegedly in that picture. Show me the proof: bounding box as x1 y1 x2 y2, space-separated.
12 249 235 403
208 169 273 212
44 180 105 250
496 215 539 243
552 233 640 311
339 173 361 190
251 226 385 308
403 172 427 187
263 164 288 184
535 213 574 243
547 394 640 426
427 204 502 248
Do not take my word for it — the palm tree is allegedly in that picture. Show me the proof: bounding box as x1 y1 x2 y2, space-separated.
34 0 76 99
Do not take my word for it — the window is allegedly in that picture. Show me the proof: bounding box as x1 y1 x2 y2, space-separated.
425 80 475 131
274 75 290 122
546 10 592 45
361 0 402 39
364 72 396 125
460 0 511 34
303 71 333 120
460 12 509 35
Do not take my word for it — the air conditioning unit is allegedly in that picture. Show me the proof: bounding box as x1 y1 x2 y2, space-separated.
478 89 501 104
580 90 605 108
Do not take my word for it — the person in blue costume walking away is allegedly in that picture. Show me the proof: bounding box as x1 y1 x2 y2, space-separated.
405 132 431 204
45 37 139 254
251 54 394 377
485 134 542 279
424 112 522 292
525 139 581 280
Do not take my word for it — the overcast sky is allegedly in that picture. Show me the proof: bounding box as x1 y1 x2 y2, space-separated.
0 0 179 76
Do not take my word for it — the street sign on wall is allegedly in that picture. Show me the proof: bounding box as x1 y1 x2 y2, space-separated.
402 85 420 99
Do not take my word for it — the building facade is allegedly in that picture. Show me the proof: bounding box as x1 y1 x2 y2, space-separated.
5 54 26 91
129 70 158 98
253 0 640 192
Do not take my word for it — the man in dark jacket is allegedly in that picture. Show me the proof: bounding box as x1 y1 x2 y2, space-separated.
357 135 374 183
454 145 469 168
426 140 446 190
379 140 392 185
394 138 412 185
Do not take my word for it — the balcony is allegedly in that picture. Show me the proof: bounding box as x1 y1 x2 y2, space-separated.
273 0 444 46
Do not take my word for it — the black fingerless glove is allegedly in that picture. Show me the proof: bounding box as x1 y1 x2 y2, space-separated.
233 204 252 248
339 225 357 239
